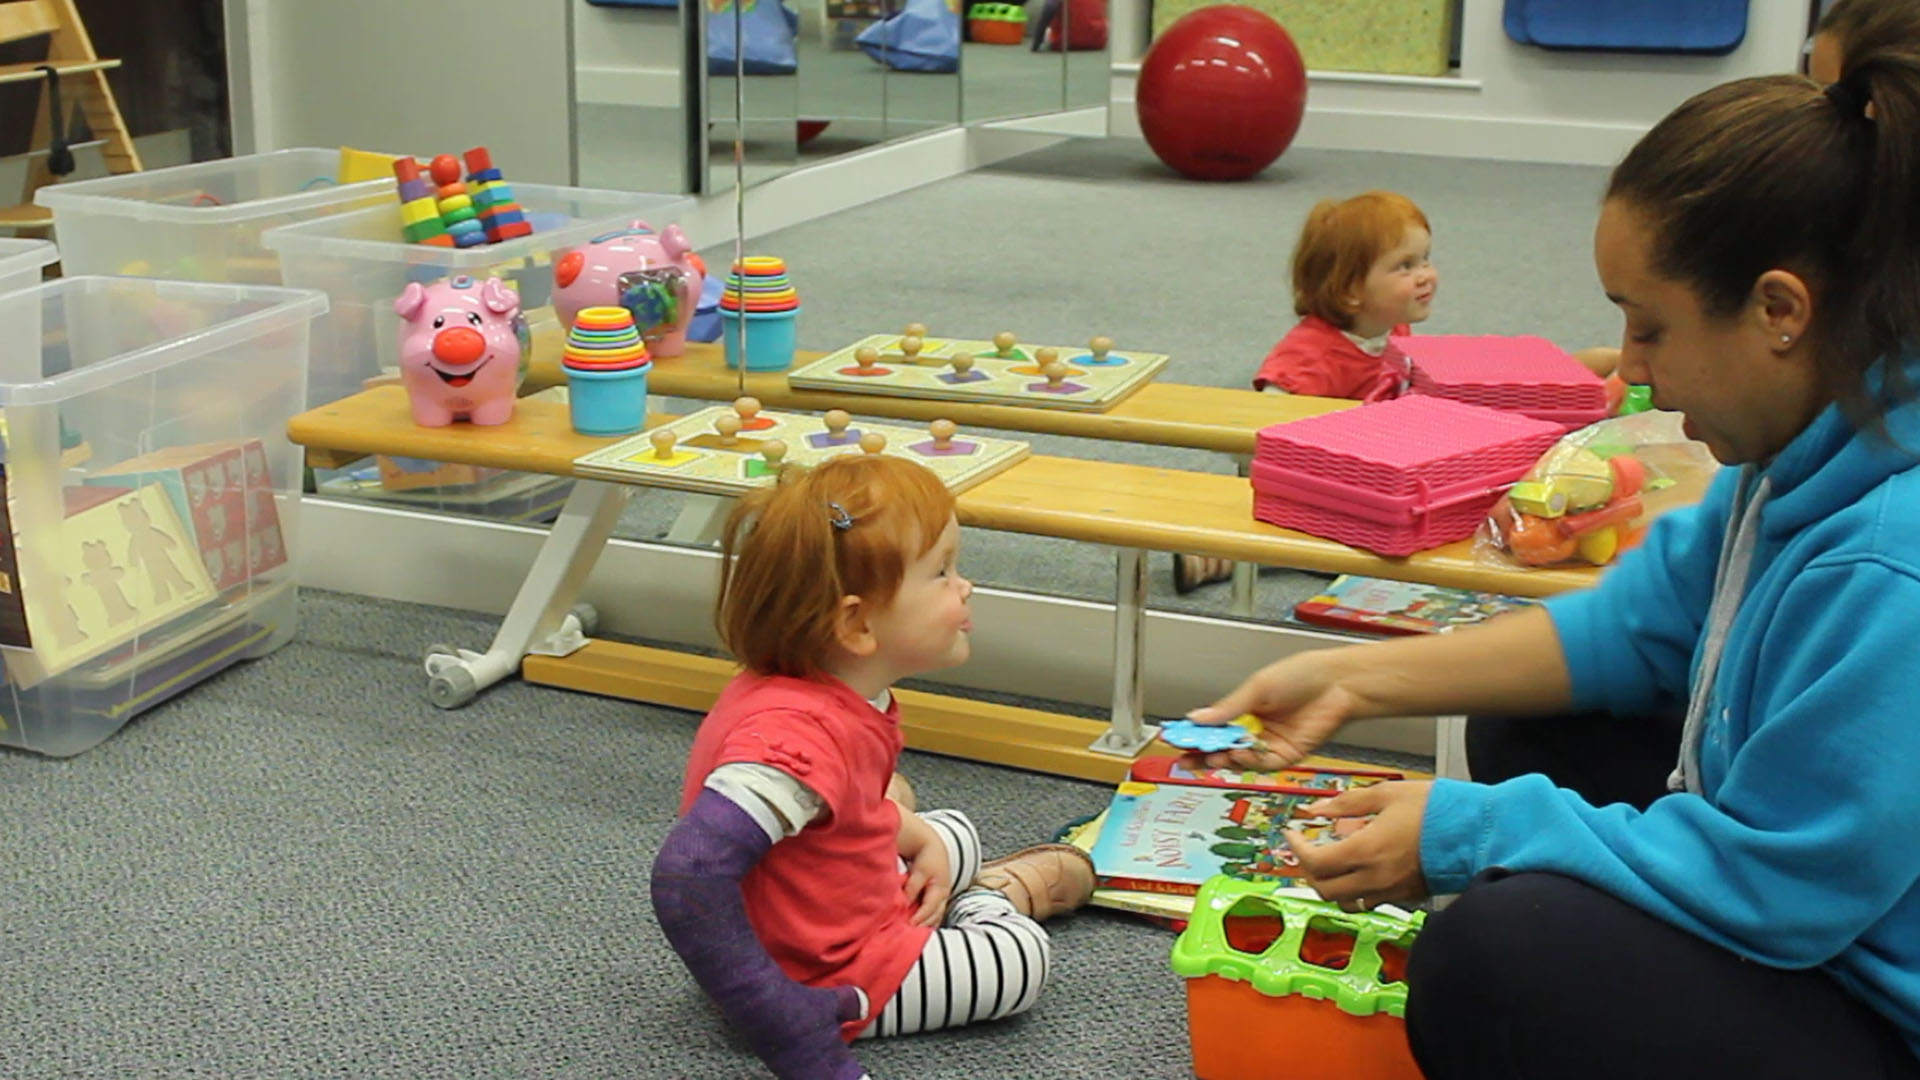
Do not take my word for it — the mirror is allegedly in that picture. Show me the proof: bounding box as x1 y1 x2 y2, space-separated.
960 0 1109 123
573 0 698 194
1062 0 1110 113
705 0 801 192
703 0 966 193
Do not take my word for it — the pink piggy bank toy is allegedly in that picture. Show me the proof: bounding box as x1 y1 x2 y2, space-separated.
553 221 705 357
393 275 530 427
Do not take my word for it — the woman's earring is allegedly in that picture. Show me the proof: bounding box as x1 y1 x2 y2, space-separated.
1780 334 1792 345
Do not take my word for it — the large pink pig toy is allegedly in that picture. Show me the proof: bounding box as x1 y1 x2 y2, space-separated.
553 221 705 357
393 274 530 427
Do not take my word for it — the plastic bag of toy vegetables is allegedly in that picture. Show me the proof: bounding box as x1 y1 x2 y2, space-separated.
1478 411 1718 569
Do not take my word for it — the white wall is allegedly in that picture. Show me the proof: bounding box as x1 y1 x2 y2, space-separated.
1109 0 1810 166
572 0 685 109
227 0 577 185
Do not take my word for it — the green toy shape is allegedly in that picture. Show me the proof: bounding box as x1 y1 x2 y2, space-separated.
1170 875 1425 1018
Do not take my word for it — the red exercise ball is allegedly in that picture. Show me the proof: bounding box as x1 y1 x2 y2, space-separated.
1136 5 1307 181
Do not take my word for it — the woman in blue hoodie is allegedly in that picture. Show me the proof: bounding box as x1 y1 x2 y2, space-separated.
1189 22 1920 1080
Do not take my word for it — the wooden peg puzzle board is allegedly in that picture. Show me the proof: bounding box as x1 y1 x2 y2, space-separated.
788 334 1171 412
571 406 1032 496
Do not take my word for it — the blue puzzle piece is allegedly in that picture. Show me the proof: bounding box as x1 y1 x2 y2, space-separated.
1159 719 1256 753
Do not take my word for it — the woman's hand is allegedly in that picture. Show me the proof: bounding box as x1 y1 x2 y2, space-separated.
1284 781 1433 911
1185 651 1361 770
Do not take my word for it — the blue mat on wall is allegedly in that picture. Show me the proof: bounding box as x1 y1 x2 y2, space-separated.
856 0 960 72
708 0 801 75
1503 0 1748 55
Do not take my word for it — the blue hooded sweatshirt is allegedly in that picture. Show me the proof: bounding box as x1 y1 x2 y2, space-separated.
1421 388 1920 1054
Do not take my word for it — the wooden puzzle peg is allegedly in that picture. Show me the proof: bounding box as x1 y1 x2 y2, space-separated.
859 431 887 455
993 330 1017 356
734 396 762 425
761 439 788 469
650 429 678 460
715 413 743 446
824 409 852 439
899 335 923 362
905 322 929 339
950 352 976 378
1041 360 1070 389
855 346 883 374
1034 346 1059 370
1089 336 1113 363
929 418 957 451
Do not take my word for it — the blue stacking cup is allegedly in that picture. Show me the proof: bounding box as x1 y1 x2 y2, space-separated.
721 307 801 372
567 364 650 436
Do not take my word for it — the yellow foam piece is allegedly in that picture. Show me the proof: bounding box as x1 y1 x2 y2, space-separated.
337 146 400 184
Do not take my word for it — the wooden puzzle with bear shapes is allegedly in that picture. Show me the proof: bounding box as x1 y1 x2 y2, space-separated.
788 327 1172 412
572 399 1031 496
3 482 220 688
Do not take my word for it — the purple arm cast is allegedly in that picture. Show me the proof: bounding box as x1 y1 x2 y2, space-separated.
651 788 869 1080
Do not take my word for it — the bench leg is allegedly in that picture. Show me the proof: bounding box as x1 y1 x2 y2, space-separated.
1090 546 1160 757
664 493 736 546
1229 559 1257 616
422 479 632 708
1228 453 1257 616
1434 714 1470 780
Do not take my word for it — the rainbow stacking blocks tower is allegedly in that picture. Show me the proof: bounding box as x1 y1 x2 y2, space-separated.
392 157 453 247
462 146 534 244
392 147 538 248
427 154 488 249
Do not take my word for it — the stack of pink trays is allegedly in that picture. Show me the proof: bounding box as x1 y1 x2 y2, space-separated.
1394 334 1609 430
1250 396 1566 557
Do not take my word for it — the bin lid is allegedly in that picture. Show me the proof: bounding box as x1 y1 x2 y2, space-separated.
0 238 58 284
33 148 398 225
0 276 329 406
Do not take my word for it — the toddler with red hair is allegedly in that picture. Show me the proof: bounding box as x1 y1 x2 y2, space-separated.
1179 191 1439 592
651 454 1094 1080
1254 189 1438 399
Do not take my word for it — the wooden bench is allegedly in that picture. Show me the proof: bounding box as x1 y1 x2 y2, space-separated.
290 388 1705 780
524 331 1333 456
527 324 1334 612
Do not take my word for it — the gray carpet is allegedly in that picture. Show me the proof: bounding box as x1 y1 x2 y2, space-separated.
1 588 1414 1078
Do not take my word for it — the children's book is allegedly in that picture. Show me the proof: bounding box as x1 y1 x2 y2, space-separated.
1058 809 1196 930
1129 755 1403 796
1292 574 1538 637
1088 781 1364 897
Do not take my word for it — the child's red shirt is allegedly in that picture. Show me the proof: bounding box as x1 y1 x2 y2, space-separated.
1254 315 1412 401
679 670 929 1039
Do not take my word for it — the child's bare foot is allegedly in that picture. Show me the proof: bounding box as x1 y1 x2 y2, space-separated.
1173 553 1235 595
974 844 1096 921
886 772 917 813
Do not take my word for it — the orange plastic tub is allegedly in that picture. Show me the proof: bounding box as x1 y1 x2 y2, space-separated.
1171 879 1425 1080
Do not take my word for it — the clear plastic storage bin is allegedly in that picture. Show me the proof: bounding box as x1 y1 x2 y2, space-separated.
34 148 401 286
0 276 327 756
261 182 692 408
0 238 57 295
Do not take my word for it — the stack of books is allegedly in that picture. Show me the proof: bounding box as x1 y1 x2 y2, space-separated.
1290 573 1538 637
1060 756 1406 930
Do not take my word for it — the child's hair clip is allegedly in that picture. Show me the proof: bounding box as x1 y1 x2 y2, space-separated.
827 501 854 531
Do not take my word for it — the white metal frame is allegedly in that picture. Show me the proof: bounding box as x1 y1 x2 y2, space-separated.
420 480 630 708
